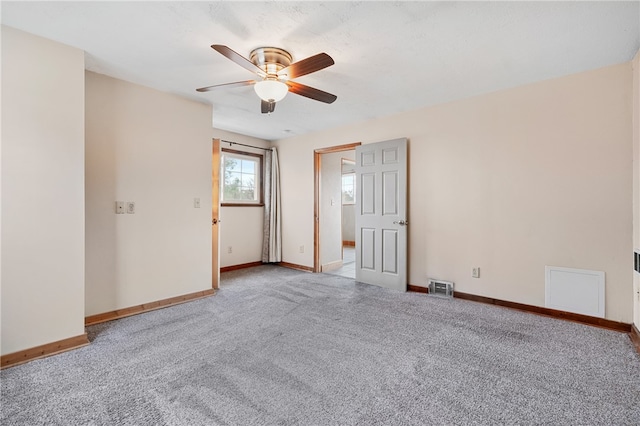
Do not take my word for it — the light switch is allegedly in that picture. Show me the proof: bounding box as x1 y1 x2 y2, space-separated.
194 198 201 208
116 201 125 214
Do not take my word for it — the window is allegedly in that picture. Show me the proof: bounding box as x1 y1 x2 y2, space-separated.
342 172 355 205
221 149 263 206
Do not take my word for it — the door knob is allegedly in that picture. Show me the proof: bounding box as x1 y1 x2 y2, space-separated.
212 218 220 225
393 220 408 226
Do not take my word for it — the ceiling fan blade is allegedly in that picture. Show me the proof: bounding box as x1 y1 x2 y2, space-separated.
212 45 265 77
261 100 276 114
278 53 334 79
196 80 255 93
286 81 337 104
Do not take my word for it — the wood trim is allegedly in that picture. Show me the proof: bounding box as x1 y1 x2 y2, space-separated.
1 333 90 370
342 240 355 247
85 289 215 326
452 291 631 333
314 142 362 273
314 142 362 155
314 151 321 273
630 324 640 355
221 261 263 273
342 158 356 165
277 262 314 273
407 284 428 294
212 138 220 290
405 286 631 333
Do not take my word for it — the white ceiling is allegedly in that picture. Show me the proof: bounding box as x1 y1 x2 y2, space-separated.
2 1 639 141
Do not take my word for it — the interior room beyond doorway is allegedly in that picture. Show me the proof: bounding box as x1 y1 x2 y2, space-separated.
314 142 361 277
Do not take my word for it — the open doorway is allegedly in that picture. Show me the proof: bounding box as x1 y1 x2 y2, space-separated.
335 158 356 278
313 142 361 277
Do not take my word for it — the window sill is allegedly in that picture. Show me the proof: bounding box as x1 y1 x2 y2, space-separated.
221 203 265 207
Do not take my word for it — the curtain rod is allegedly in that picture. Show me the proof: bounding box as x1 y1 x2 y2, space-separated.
220 139 271 152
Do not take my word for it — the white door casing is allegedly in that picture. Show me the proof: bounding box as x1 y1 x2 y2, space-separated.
355 138 407 291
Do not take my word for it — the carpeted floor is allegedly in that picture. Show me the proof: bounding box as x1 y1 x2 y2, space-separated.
1 265 639 425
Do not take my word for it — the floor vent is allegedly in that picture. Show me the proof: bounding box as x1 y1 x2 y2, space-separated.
428 279 454 298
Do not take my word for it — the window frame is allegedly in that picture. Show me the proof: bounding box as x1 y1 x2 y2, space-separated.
341 172 356 205
220 148 264 207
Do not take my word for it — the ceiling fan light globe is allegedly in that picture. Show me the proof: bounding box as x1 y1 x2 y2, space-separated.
254 80 288 103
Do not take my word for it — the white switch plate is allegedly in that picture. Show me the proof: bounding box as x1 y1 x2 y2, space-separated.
126 201 135 214
472 267 480 278
116 201 125 214
194 198 201 208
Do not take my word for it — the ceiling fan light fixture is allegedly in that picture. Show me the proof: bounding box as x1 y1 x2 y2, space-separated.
254 79 288 102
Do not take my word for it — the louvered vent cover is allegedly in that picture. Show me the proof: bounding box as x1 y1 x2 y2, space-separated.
428 279 454 298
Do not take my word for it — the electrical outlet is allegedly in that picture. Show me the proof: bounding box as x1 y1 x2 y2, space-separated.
194 198 201 208
472 267 480 278
299 245 304 253
115 201 125 214
126 201 135 214
228 246 232 254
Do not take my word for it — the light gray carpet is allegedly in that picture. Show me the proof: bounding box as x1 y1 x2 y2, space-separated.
2 265 639 425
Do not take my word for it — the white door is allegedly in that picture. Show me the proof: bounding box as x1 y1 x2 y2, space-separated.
355 138 407 291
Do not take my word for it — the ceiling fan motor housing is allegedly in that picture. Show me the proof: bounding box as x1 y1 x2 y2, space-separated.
250 47 292 77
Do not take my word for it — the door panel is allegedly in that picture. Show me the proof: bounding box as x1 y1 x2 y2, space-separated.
355 138 407 291
382 171 398 215
361 228 376 270
382 147 398 164
361 151 375 166
382 229 398 274
361 173 375 214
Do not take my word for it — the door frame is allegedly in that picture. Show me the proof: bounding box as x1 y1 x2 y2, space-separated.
313 142 361 273
212 138 220 289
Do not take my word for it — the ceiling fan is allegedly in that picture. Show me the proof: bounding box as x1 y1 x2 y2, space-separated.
197 45 337 114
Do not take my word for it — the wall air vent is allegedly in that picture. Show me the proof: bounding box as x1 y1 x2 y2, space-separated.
428 279 454 298
545 266 605 318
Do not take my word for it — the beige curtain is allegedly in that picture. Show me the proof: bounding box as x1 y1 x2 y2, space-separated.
262 147 282 262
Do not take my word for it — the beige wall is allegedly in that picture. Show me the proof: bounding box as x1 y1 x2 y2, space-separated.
342 205 355 242
274 62 633 323
85 71 213 316
214 129 270 268
1 26 86 354
633 50 640 328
